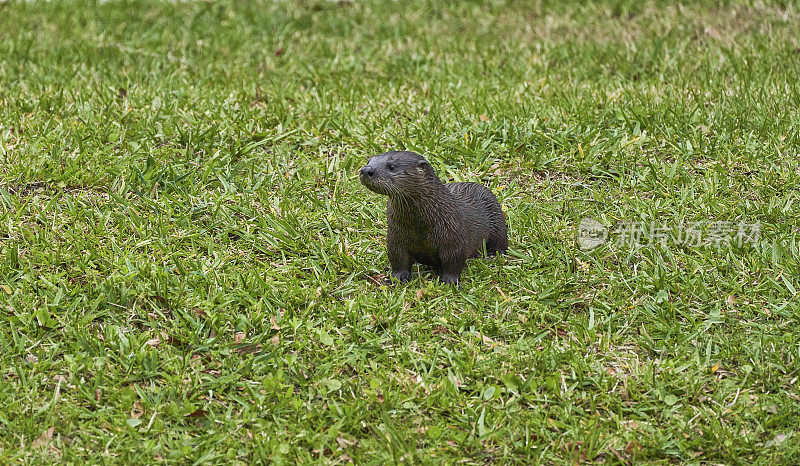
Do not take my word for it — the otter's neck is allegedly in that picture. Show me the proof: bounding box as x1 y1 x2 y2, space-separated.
387 180 452 224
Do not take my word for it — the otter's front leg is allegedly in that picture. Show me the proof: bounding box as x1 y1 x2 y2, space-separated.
439 250 466 286
388 243 413 283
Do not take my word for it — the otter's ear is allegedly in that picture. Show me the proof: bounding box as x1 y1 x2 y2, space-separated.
417 160 429 171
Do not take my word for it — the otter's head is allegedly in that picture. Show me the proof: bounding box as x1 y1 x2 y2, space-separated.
359 151 438 197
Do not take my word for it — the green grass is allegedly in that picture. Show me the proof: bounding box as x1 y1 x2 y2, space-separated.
1 0 800 462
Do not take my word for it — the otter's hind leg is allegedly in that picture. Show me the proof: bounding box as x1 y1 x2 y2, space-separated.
477 186 508 256
485 233 508 256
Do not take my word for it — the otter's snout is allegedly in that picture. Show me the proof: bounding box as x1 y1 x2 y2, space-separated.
360 162 390 195
360 166 375 178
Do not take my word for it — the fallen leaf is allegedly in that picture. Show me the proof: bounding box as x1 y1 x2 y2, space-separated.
270 316 281 331
765 433 790 448
145 338 161 347
563 441 584 452
409 371 426 388
32 427 55 448
451 376 462 388
415 289 424 300
563 441 587 461
131 402 144 419
234 343 262 355
234 332 246 343
369 274 386 286
336 436 357 448
159 332 189 348
607 445 626 463
705 26 721 39
479 114 490 122
766 405 778 414
625 440 642 455
623 420 640 431
186 409 208 419
313 447 333 456
480 333 499 348
150 295 168 306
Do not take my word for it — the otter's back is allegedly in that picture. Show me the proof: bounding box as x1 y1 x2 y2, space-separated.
445 182 508 254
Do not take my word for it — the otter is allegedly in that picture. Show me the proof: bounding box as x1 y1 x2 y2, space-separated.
359 151 508 285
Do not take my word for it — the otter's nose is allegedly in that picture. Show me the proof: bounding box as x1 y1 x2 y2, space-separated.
360 166 374 177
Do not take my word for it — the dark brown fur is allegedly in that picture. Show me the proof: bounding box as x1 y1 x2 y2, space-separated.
359 151 508 285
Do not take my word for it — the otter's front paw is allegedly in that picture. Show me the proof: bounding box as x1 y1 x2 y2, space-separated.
439 273 460 286
390 270 412 283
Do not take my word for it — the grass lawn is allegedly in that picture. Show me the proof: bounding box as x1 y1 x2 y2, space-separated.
2 0 800 462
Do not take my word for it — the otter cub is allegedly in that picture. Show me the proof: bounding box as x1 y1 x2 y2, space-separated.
359 151 508 285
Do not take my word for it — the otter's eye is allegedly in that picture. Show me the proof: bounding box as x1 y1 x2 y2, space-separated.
387 163 396 171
